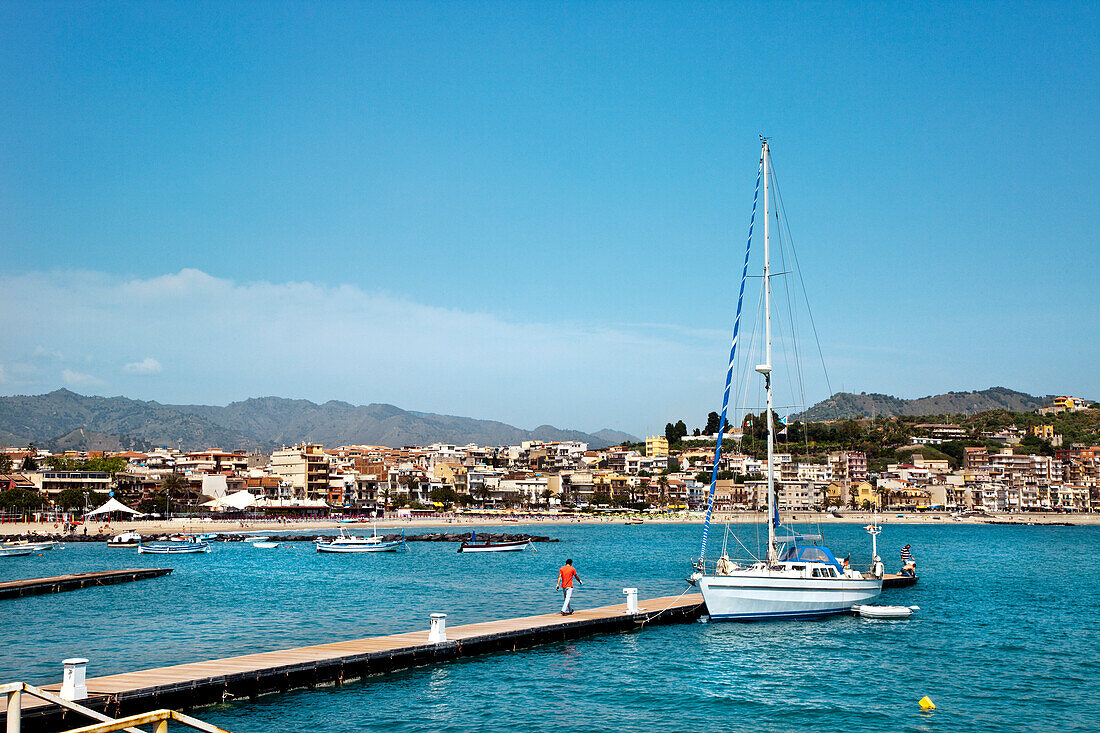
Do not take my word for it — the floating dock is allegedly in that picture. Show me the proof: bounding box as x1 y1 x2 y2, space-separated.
8 592 703 730
0 569 173 600
881 573 918 589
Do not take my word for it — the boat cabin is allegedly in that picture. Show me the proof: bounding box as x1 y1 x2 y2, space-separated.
778 544 845 574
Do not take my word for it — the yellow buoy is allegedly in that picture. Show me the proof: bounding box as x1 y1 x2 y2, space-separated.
918 696 936 711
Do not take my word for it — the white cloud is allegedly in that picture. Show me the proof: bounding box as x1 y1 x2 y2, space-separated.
124 358 163 375
61 369 104 387
0 269 738 433
32 346 64 360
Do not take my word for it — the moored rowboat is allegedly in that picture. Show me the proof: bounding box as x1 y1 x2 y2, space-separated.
138 540 210 554
457 539 531 553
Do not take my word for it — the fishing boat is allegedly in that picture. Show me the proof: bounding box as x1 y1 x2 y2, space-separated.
0 545 37 557
138 542 210 554
457 532 531 553
1 539 61 552
107 531 142 547
138 536 211 554
690 139 881 621
252 541 280 549
171 533 217 542
315 527 407 553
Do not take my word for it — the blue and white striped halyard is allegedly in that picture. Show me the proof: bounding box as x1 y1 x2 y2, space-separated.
698 159 762 565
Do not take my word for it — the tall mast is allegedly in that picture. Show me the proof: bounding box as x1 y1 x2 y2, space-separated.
758 137 777 564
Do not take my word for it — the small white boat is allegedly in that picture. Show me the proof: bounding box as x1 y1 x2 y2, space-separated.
316 527 407 553
138 538 211 554
107 531 142 547
252 541 280 548
2 540 61 552
458 532 531 553
0 545 37 557
852 604 919 619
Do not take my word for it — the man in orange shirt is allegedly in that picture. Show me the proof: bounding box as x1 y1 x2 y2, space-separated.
556 558 582 615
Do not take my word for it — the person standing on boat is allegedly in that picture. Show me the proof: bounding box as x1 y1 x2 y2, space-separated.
900 544 916 576
557 559 581 615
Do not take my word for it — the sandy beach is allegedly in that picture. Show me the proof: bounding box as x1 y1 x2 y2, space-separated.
1 510 1095 537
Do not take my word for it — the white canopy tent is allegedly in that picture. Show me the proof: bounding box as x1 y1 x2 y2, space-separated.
86 497 142 516
200 490 257 511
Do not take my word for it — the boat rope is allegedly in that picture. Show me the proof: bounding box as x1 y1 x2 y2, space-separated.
635 584 698 629
698 157 761 565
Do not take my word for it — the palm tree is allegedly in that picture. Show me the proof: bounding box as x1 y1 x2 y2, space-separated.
475 484 492 507
657 475 669 507
875 486 891 511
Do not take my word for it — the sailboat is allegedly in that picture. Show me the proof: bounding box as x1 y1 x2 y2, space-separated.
691 138 882 620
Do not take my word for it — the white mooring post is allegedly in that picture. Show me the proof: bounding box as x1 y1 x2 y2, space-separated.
6 686 20 733
622 588 639 614
428 613 447 643
60 658 88 701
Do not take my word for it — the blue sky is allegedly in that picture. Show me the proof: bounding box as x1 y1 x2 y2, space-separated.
1 2 1097 436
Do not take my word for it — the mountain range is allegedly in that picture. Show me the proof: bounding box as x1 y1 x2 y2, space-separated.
0 389 638 452
792 387 1055 421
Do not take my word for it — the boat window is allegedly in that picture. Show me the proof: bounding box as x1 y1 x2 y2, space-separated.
790 565 806 571
811 568 823 577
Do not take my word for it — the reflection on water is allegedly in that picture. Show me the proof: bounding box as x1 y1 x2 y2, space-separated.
2 523 1098 732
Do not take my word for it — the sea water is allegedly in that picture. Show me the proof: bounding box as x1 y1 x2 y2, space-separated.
1 523 1097 732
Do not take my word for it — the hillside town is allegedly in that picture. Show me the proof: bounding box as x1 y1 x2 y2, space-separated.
1 395 1097 518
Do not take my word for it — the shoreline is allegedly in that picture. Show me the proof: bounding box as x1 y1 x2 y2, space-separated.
1 510 1096 537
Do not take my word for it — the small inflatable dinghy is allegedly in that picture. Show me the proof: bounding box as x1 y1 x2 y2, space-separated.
851 604 919 619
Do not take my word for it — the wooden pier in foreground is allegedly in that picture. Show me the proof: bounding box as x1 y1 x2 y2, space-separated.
8 593 704 731
0 569 173 600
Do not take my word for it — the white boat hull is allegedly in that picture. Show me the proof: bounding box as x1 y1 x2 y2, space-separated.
699 574 882 621
316 540 406 553
0 546 36 557
458 540 530 553
853 604 916 619
137 543 210 554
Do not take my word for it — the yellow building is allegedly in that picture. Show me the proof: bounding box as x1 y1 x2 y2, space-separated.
1053 396 1088 411
827 480 879 509
1030 424 1055 440
646 435 669 458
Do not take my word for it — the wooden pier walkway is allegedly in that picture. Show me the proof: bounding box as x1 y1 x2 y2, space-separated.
8 592 703 730
0 569 173 600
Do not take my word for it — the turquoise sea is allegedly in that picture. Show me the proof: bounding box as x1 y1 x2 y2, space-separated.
2 522 1098 732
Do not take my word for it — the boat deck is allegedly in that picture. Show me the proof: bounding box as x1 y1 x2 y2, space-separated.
7 592 703 730
0 568 173 600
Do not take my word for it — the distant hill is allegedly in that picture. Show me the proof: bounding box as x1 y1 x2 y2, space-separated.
792 387 1052 421
0 389 637 451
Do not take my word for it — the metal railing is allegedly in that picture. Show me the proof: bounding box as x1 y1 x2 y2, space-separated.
1 682 231 733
